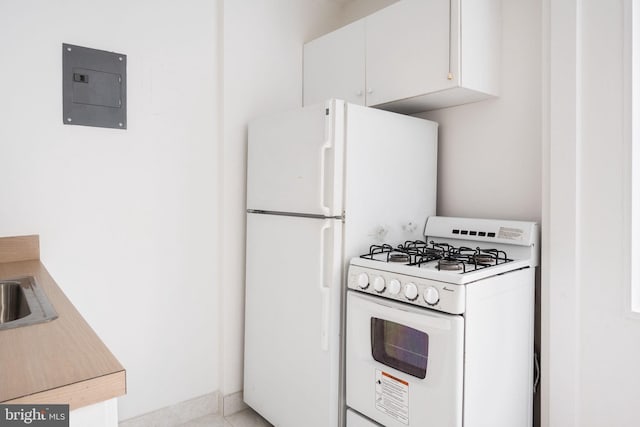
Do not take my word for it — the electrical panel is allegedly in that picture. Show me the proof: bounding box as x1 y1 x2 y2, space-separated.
62 43 127 129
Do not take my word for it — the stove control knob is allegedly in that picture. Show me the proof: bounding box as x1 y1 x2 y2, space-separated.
373 276 386 293
357 273 369 289
424 286 440 305
404 282 418 301
388 279 401 295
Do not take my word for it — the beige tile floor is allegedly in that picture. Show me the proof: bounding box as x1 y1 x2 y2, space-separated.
179 408 273 427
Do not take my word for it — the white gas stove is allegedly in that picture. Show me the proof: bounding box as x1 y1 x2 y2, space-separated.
345 216 539 427
348 216 539 314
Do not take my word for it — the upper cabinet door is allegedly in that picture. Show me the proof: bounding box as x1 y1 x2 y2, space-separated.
365 0 453 107
303 20 366 107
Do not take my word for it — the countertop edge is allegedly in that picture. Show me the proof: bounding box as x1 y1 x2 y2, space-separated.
5 370 126 411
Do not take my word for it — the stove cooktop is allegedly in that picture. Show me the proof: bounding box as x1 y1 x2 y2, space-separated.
362 240 513 273
350 241 531 286
347 216 540 313
350 216 540 286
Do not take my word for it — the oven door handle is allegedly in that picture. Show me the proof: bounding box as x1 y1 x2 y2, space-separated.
319 221 333 352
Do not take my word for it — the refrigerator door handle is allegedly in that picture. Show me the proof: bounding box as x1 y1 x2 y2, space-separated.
319 221 332 351
319 122 333 217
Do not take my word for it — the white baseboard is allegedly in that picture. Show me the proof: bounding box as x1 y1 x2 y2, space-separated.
119 392 219 427
222 391 248 417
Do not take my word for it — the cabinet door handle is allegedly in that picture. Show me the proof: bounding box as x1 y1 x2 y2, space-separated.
356 90 363 97
367 88 374 94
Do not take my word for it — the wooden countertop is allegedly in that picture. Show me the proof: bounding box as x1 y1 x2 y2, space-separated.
0 235 126 410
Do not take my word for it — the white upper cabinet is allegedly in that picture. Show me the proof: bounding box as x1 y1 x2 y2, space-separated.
303 0 501 113
303 20 366 107
365 0 451 107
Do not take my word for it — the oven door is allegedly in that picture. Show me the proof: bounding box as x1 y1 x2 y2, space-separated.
346 408 382 427
346 291 464 427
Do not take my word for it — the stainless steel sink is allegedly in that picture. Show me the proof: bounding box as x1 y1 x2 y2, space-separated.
0 276 58 331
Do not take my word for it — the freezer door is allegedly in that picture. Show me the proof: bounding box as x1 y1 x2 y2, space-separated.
244 212 343 427
247 100 345 217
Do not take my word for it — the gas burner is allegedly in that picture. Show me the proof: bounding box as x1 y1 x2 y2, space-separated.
389 253 410 263
438 259 464 271
473 254 496 265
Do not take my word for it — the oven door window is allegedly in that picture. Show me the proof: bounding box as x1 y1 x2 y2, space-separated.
371 317 429 379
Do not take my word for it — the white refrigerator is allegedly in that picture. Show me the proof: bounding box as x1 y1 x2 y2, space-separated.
243 99 438 427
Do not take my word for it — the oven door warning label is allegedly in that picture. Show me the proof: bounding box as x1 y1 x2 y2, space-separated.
375 370 409 425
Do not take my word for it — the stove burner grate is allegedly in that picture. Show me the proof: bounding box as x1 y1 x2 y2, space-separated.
360 240 513 273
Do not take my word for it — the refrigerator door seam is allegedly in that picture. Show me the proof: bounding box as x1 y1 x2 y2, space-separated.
247 209 344 220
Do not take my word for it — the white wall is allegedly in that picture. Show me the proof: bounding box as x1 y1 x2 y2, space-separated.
336 0 400 27
543 0 640 425
220 0 346 398
0 0 221 420
579 2 640 422
417 0 542 223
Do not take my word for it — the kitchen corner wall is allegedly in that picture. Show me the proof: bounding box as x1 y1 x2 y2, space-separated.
417 0 542 223
0 0 220 421
220 0 347 398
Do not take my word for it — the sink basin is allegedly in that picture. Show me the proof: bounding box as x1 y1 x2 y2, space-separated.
0 282 31 322
0 276 58 331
